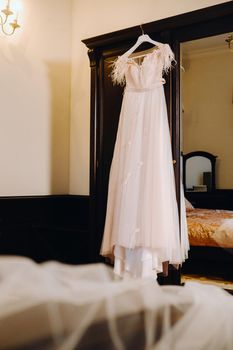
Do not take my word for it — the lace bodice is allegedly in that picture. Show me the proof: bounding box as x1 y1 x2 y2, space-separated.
111 43 175 90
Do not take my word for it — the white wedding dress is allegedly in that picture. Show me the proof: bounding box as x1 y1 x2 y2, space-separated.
100 42 189 278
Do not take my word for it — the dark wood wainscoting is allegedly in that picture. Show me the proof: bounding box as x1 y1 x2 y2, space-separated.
182 247 233 281
0 195 90 265
185 190 233 211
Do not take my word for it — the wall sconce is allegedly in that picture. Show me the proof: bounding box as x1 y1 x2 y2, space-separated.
0 0 20 35
225 34 233 52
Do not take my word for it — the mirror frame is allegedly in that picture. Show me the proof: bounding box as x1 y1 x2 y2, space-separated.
183 151 217 192
172 4 233 195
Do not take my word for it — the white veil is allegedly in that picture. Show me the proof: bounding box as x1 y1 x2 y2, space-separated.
0 257 232 350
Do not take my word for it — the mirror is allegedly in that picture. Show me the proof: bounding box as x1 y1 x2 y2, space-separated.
181 33 233 191
180 33 233 290
186 156 211 190
183 151 217 192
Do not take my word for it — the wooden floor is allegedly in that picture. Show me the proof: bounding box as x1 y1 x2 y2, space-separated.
181 274 233 291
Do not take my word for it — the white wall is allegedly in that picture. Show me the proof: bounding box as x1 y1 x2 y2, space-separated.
0 0 71 196
70 0 232 195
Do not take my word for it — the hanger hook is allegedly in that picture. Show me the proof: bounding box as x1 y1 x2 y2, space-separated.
140 24 144 35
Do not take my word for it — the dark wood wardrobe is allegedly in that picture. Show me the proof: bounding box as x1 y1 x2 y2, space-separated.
83 2 233 284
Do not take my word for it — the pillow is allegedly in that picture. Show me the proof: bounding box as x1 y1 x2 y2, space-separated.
185 198 194 209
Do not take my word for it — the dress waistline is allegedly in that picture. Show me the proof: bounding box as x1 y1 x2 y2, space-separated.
125 79 166 93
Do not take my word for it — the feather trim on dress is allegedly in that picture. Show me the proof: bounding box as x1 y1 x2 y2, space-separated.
162 43 176 74
111 56 128 86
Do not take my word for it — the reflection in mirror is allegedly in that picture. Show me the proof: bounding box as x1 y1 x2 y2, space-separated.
183 151 217 193
180 33 233 291
186 156 211 190
181 33 233 190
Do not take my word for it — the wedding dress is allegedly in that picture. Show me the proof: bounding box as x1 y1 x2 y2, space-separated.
100 38 189 278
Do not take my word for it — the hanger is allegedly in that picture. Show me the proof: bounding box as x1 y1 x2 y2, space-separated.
121 24 161 59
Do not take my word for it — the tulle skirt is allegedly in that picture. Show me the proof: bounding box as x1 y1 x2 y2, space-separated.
101 86 189 277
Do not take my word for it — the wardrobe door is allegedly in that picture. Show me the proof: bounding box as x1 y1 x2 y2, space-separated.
88 49 125 262
98 54 124 257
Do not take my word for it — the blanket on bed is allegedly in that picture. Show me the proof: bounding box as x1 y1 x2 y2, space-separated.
187 208 233 248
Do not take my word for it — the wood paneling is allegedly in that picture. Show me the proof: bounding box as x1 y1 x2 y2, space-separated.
0 195 89 264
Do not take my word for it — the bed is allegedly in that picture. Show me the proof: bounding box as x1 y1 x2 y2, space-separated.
182 151 233 280
183 206 233 280
187 208 233 248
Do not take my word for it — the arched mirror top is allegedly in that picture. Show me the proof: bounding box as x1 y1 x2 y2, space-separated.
183 151 217 192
